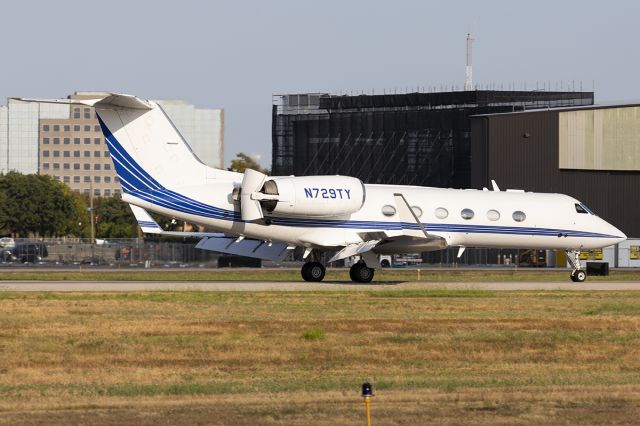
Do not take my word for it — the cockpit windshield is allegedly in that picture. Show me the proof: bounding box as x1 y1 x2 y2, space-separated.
575 203 595 215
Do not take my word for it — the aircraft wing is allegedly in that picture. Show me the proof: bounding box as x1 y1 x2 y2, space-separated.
129 204 291 261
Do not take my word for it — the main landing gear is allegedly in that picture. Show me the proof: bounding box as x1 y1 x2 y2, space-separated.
566 250 587 282
301 261 326 282
349 261 375 283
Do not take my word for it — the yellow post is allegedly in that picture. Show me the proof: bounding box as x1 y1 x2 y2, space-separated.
417 268 421 281
364 396 372 426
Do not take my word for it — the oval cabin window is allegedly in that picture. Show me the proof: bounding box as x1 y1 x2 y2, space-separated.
487 209 500 221
512 211 526 222
461 208 474 220
381 205 396 216
411 206 423 218
435 207 449 219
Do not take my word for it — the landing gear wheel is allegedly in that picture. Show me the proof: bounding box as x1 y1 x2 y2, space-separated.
349 262 375 283
301 262 326 282
571 269 587 283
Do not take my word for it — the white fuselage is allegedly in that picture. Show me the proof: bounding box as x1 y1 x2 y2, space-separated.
123 178 626 253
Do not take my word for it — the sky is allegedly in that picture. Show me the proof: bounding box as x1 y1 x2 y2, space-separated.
2 0 638 168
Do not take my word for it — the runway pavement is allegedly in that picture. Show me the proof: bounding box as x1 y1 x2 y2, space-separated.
1 280 640 292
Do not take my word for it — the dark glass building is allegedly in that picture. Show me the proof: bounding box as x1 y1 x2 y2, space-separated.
272 90 594 189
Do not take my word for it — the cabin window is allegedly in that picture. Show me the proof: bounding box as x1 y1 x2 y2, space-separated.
411 206 423 218
435 207 448 219
381 205 396 216
487 209 500 221
461 208 474 220
512 211 526 222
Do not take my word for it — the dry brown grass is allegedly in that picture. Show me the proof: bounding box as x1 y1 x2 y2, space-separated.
0 290 640 424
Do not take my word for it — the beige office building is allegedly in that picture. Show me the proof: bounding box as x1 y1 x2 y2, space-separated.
0 92 224 197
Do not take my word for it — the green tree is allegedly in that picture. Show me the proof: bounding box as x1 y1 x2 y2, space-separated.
92 195 137 239
0 172 87 237
228 152 269 174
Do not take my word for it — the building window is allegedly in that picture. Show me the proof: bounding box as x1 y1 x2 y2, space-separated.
74 138 80 144
63 163 70 170
74 151 80 157
63 176 70 183
73 108 80 119
43 151 50 157
53 138 60 144
94 176 101 183
84 138 90 144
74 125 80 131
84 164 90 170
42 163 49 170
435 207 449 219
114 189 121 195
83 189 90 195
94 125 100 132
53 151 60 157
94 138 100 144
53 176 60 181
94 151 100 157
84 176 90 183
104 176 111 183
94 164 101 170
512 211 526 222
114 177 120 183
43 138 50 144
73 164 80 170
63 151 70 157
84 151 90 157
64 125 70 132
73 176 80 183
84 125 91 132
43 125 50 131
94 189 101 196
487 209 501 221
104 189 111 196
53 163 60 169
461 208 475 220
84 108 91 119
53 125 60 132
104 151 110 157
104 164 111 170
64 138 70 144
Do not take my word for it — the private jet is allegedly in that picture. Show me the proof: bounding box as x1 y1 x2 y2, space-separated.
16 94 627 282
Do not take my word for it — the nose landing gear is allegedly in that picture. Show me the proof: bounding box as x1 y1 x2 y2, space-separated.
566 250 587 282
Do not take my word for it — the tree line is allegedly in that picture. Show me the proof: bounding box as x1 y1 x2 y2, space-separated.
0 172 137 238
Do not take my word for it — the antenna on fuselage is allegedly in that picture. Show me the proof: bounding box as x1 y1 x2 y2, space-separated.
491 180 500 191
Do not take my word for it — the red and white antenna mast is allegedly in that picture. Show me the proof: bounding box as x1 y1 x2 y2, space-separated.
465 33 474 91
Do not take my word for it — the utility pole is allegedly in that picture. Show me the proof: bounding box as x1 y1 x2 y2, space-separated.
465 33 474 91
89 181 95 243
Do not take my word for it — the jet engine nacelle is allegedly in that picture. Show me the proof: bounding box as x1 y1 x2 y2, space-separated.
238 170 365 221
265 175 365 217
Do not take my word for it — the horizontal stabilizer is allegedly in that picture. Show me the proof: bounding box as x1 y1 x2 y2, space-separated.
129 204 224 237
196 237 290 262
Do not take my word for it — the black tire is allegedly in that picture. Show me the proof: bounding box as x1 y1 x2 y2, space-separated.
301 262 325 282
574 270 587 282
349 262 375 283
380 259 391 268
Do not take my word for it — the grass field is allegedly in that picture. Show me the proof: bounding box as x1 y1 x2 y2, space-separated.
1 289 640 424
0 268 639 282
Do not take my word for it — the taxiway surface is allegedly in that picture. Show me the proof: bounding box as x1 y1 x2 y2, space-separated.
1 281 640 291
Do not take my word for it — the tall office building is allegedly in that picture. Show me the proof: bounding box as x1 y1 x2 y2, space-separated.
0 92 224 196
